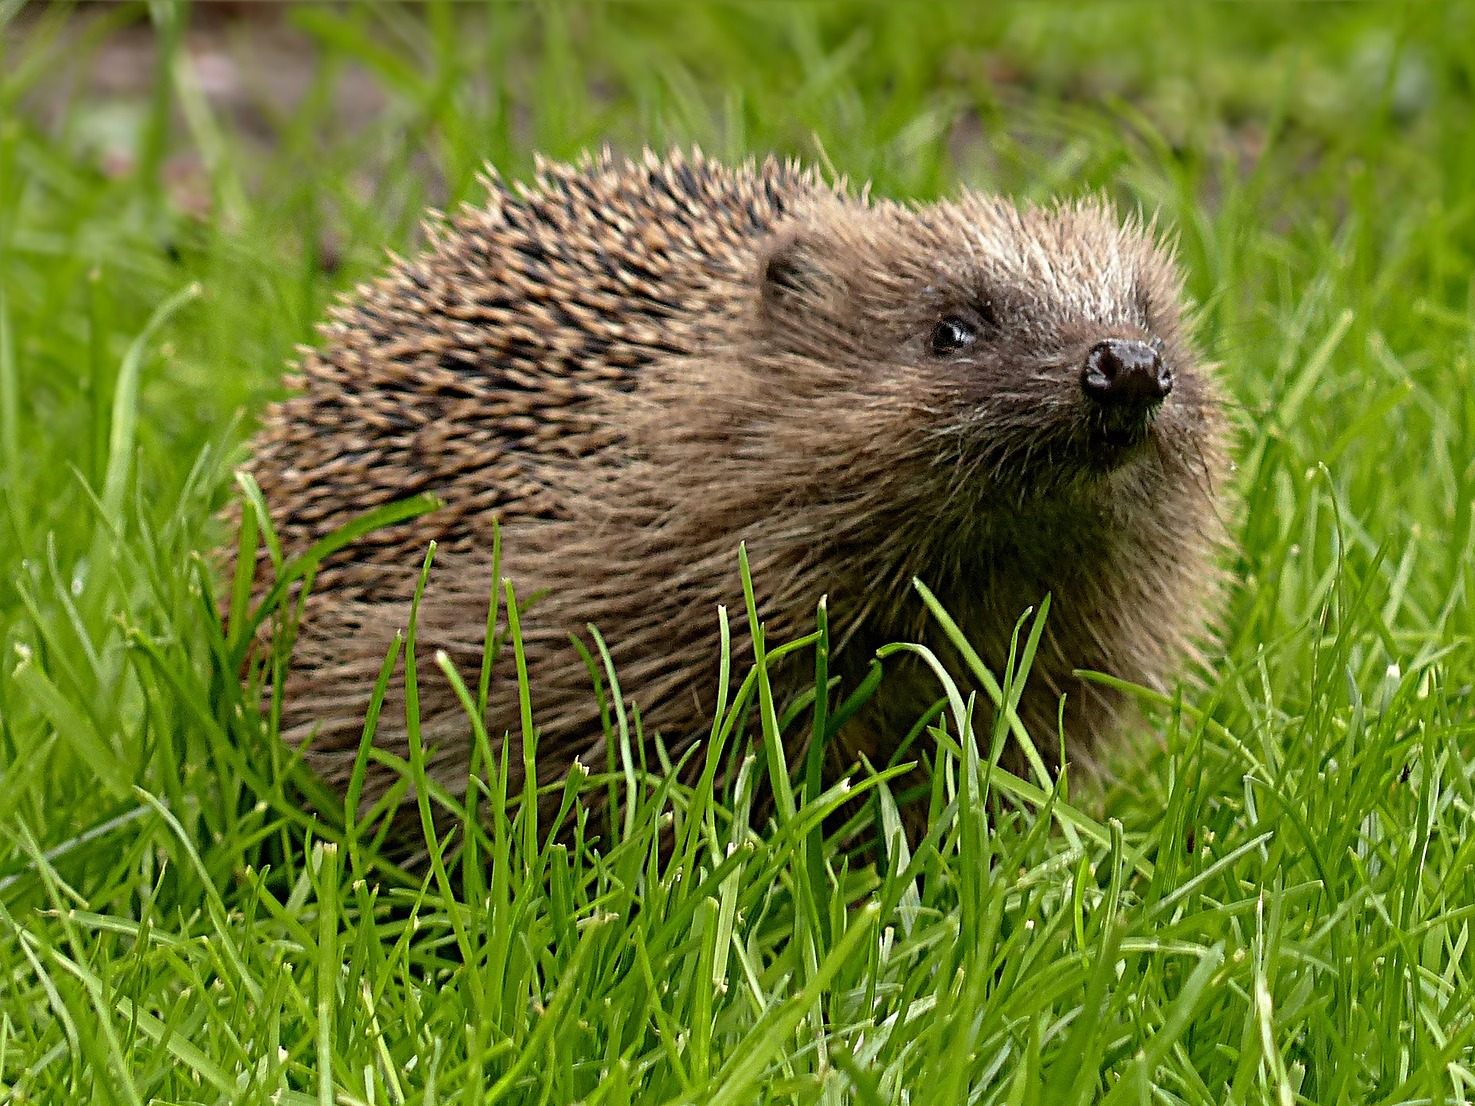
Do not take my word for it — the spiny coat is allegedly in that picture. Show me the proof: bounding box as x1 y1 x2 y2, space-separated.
241 148 1230 817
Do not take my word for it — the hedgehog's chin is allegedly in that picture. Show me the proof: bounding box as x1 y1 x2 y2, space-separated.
1081 433 1156 482
1085 411 1159 473
1098 423 1151 450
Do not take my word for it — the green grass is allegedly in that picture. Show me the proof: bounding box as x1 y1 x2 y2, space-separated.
2 2 1474 1103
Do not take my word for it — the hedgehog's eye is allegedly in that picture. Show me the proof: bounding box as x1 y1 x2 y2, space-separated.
930 316 977 356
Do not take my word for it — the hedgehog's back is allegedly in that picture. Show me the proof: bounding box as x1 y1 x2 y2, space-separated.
247 149 836 602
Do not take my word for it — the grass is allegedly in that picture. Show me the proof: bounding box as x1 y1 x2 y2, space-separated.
2 2 1474 1103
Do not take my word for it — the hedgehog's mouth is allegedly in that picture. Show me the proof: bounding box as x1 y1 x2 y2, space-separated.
1086 408 1158 467
1096 421 1152 450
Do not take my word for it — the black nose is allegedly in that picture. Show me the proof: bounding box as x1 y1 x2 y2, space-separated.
1081 339 1173 408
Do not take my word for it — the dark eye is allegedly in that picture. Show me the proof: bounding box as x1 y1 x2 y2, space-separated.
930 316 976 356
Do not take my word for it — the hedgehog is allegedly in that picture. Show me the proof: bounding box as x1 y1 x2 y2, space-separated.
240 147 1230 825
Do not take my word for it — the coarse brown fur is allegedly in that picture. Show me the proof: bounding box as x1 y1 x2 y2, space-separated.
237 147 1230 821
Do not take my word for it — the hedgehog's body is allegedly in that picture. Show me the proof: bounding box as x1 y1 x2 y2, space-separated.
244 149 1229 814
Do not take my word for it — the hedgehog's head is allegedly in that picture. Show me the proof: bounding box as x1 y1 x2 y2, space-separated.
754 192 1223 502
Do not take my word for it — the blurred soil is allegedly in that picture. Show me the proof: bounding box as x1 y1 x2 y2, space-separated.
8 4 387 216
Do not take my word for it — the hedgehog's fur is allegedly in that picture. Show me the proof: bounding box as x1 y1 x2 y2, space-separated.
242 147 1229 817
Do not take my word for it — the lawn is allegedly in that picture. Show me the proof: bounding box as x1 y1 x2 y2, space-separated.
2 4 1473 1104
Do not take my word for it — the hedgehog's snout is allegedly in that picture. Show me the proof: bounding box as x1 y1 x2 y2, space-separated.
1080 337 1173 448
1081 338 1172 406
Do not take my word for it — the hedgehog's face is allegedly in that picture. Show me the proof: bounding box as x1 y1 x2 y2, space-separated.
757 195 1222 500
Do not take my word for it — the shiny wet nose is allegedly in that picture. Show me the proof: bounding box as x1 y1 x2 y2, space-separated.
1081 339 1173 408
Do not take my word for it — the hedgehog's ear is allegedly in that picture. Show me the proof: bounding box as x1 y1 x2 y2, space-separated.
757 225 827 316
